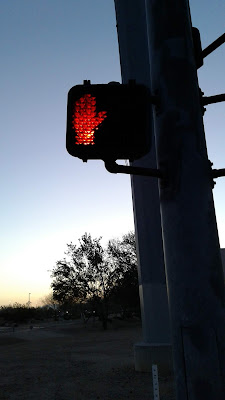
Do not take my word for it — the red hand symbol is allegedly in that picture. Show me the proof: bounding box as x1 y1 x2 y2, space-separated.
72 94 107 145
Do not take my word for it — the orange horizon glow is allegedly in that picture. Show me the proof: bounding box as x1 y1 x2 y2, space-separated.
72 94 107 145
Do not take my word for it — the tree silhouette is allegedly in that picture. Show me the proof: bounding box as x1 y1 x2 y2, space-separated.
107 232 139 316
51 233 113 328
51 231 140 327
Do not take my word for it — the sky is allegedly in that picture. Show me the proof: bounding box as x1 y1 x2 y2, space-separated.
0 0 225 307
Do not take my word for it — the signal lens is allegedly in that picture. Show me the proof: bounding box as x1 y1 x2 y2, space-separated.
72 94 107 145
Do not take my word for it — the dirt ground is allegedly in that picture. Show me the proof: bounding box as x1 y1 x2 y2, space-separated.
0 319 175 400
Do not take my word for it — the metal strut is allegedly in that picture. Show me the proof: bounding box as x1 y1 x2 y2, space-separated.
202 32 225 59
105 161 225 181
202 93 225 106
104 160 163 178
212 168 225 178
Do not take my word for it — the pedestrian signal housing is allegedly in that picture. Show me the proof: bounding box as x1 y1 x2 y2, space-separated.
66 81 151 162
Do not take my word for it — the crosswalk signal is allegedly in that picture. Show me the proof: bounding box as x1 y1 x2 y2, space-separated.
66 80 151 162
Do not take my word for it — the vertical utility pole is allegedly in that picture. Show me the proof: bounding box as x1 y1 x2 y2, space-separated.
114 0 171 373
145 0 225 398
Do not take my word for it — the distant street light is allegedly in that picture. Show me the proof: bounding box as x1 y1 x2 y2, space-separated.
28 293 31 308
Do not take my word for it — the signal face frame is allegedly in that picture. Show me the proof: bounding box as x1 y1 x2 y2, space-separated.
66 82 151 162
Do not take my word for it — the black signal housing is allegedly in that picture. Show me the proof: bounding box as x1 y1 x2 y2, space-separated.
66 81 151 162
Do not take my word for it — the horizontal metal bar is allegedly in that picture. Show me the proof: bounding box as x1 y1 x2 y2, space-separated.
202 94 225 105
202 32 225 58
212 169 225 178
104 160 163 178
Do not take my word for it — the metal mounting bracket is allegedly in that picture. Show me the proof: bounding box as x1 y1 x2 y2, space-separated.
212 169 225 179
104 160 163 178
202 32 225 59
202 93 225 106
209 160 225 187
104 161 225 182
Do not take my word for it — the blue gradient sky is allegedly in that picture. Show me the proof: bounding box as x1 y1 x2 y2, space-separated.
0 0 225 306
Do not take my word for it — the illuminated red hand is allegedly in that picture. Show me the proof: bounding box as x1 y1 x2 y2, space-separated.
72 94 107 145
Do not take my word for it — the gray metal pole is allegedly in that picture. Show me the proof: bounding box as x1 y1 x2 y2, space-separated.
114 0 171 373
145 0 225 398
